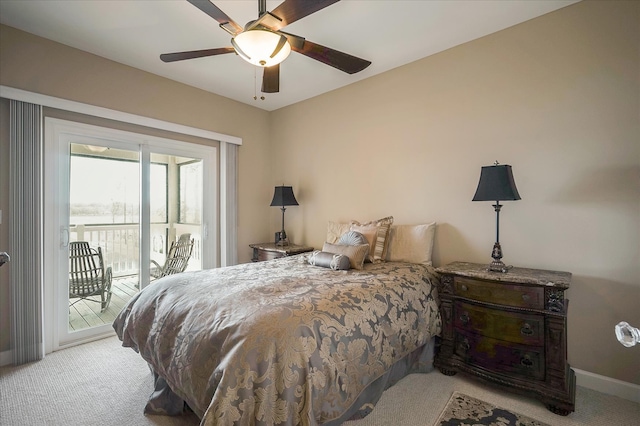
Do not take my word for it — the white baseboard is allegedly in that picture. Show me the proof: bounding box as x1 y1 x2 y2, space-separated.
0 349 12 366
574 368 640 403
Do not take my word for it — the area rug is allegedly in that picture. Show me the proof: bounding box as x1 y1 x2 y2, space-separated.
434 392 551 426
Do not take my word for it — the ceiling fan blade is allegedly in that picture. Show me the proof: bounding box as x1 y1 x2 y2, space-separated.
267 0 340 31
160 47 235 63
187 0 243 35
278 31 305 50
292 40 371 74
262 64 280 93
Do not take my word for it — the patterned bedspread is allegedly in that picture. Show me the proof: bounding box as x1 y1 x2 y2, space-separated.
113 254 441 425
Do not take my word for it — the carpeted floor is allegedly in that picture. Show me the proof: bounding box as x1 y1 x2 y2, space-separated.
1 336 638 425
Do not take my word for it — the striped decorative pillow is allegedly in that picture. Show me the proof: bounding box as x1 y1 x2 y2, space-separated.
350 216 394 263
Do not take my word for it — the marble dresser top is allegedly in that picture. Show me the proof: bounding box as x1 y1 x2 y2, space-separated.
436 261 571 289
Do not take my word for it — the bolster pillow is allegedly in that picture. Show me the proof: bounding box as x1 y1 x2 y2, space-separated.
308 250 351 271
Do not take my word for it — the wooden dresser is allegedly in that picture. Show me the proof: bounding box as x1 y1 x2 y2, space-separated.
435 261 575 415
250 242 314 262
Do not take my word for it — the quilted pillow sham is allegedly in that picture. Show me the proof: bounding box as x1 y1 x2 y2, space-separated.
308 250 351 271
326 221 352 244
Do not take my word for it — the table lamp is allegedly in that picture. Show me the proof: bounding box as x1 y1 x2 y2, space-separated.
270 185 298 246
472 161 521 272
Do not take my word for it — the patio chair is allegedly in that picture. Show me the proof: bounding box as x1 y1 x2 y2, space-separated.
150 233 194 280
69 241 113 312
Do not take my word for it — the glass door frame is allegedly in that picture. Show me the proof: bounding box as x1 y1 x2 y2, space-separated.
44 118 217 352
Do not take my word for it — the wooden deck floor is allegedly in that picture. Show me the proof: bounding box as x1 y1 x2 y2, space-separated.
68 276 139 331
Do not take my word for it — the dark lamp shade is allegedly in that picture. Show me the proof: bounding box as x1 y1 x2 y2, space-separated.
270 186 299 207
472 164 521 202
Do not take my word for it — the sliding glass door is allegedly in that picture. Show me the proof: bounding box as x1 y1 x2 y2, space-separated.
148 153 205 284
45 118 216 349
68 144 141 332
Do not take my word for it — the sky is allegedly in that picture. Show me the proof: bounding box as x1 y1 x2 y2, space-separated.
70 155 140 205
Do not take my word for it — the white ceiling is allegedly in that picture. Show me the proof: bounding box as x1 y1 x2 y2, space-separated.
0 0 578 111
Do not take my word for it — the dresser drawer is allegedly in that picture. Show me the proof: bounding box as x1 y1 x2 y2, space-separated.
251 243 314 262
255 249 282 262
455 330 545 380
454 277 544 309
454 301 544 346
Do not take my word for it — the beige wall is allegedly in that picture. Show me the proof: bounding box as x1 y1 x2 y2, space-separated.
1 0 638 386
270 0 639 384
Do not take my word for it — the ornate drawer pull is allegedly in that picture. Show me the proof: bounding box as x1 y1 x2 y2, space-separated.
459 284 468 292
521 323 534 336
459 338 470 353
520 355 533 368
459 312 470 325
522 293 530 301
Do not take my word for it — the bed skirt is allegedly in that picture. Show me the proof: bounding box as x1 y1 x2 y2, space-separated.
143 337 437 424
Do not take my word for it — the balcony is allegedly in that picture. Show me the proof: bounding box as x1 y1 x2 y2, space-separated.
68 223 201 332
68 275 138 330
67 147 204 332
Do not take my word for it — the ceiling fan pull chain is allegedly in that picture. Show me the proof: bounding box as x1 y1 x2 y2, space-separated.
253 67 257 100
253 67 265 101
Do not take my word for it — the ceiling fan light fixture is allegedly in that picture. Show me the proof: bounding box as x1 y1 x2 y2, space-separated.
232 29 291 67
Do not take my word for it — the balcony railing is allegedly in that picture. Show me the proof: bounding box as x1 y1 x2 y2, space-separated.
70 223 201 278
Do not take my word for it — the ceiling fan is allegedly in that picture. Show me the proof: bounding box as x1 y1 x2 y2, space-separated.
160 0 372 94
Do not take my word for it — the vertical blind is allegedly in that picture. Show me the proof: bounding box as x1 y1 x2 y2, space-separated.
221 142 238 267
10 100 45 364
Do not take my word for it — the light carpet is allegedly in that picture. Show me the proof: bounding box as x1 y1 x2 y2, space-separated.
1 336 638 425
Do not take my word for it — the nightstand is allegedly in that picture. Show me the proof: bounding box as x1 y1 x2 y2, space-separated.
250 242 314 262
434 261 575 415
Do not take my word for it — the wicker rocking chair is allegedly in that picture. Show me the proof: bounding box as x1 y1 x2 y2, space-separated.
150 233 194 280
69 241 113 312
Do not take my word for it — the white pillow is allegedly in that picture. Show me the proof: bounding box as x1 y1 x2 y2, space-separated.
385 222 436 265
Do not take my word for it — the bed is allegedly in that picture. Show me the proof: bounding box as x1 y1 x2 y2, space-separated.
113 220 441 425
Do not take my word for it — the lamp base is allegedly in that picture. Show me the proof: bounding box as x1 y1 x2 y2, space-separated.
486 242 513 273
487 259 513 273
275 230 289 246
275 239 290 247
